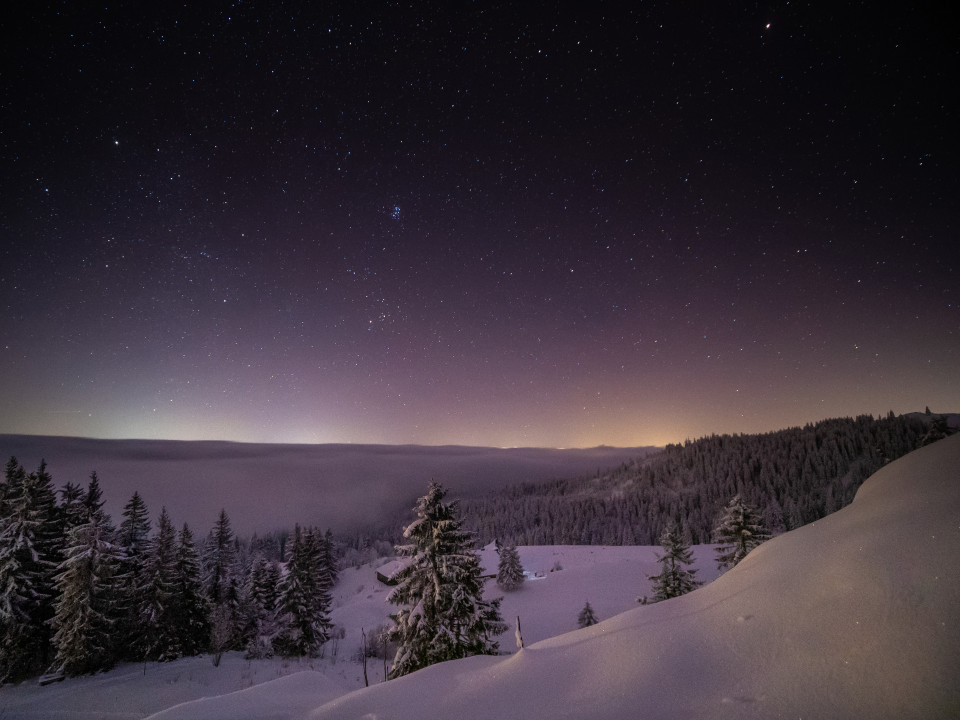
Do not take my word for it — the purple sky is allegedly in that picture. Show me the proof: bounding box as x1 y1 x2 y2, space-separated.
1 3 956 448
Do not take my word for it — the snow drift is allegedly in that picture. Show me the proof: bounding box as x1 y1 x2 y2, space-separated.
304 434 960 719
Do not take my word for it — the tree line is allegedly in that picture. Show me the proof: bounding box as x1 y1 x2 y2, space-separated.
461 413 943 546
0 460 339 682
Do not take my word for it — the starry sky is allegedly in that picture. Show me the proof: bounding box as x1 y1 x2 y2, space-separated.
1 2 957 448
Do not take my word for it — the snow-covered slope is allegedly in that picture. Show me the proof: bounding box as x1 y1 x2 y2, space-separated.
305 434 960 719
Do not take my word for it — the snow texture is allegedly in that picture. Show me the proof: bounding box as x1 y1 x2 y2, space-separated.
2 436 957 718
310 434 960 719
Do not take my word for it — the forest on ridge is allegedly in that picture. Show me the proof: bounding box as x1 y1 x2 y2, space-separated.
462 413 950 546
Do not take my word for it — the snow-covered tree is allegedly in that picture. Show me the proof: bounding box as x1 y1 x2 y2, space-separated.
713 494 770 571
319 528 339 589
50 511 122 676
203 509 240 651
389 482 506 679
275 525 332 657
496 542 525 591
116 491 151 659
243 554 280 658
0 459 62 680
172 523 208 657
140 507 179 661
648 524 701 602
83 472 110 527
59 481 86 535
578 601 598 628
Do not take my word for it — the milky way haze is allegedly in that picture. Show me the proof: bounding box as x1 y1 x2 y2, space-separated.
1 3 956 448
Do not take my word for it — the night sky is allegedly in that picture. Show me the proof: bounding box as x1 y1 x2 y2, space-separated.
1 3 956 448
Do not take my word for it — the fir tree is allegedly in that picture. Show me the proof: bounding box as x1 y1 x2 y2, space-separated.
389 482 506 679
496 542 525 591
275 526 331 656
244 554 279 658
51 511 122 676
320 528 339 588
578 601 598 628
648 525 701 602
116 492 151 660
59 482 86 533
83 472 109 526
203 509 239 651
140 507 179 661
713 494 771 571
0 460 62 680
172 523 208 657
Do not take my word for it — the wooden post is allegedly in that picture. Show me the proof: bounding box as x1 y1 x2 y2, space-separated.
361 628 369 687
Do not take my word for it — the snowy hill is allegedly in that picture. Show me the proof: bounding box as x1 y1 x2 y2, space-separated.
3 436 956 718
188 433 958 720
309 434 960 719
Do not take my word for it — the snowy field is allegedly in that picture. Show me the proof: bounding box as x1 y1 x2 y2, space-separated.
0 543 718 718
2 435 957 718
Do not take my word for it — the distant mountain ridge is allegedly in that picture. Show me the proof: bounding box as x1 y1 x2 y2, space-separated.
462 412 956 546
0 435 656 536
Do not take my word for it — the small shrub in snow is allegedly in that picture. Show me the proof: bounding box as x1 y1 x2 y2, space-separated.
577 601 598 628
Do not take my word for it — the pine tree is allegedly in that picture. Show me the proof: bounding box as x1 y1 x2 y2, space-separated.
140 507 179 661
389 482 506 679
0 460 62 680
578 601 598 628
83 472 109 526
713 494 771 571
116 492 151 660
59 482 86 533
275 526 331 657
320 528 339 588
172 524 208 657
203 509 239 652
244 554 279 658
51 511 122 675
648 524 701 602
496 542 525 591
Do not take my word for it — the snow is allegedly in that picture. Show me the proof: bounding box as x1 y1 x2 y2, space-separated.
3 435 957 718
308 434 960 719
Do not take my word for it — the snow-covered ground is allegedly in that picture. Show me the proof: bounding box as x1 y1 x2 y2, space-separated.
0 538 716 717
3 435 957 718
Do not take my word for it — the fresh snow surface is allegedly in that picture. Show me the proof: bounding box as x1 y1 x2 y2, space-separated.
1 539 714 718
4 436 957 718
309 435 960 720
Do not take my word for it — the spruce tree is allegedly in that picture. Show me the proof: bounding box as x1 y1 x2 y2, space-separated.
0 460 62 680
116 492 151 660
496 542 525 591
713 494 771 571
648 524 701 602
389 482 506 679
140 507 179 661
83 472 109 526
203 509 239 651
172 523 208 656
275 526 331 656
578 601 598 628
51 511 122 675
244 554 279 658
59 482 86 533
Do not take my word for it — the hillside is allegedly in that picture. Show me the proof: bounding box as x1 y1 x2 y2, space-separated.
463 412 946 545
300 433 960 719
